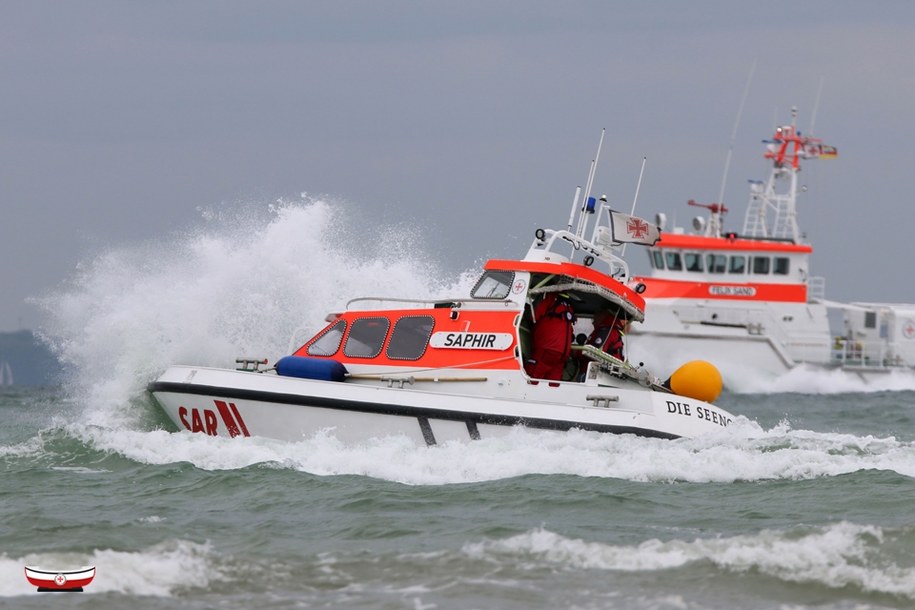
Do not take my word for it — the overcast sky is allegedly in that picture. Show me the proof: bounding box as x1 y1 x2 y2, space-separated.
2 1 914 332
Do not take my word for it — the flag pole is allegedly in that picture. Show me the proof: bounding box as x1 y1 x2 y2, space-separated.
620 156 647 257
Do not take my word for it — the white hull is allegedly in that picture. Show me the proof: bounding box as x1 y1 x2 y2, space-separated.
629 299 915 386
149 365 737 443
634 115 915 388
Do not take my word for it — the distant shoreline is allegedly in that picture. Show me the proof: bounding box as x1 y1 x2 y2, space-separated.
0 330 63 386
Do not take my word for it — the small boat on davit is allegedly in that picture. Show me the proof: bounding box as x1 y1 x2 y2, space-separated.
148 139 738 443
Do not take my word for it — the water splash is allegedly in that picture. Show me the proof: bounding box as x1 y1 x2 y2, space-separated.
60 418 915 485
34 196 469 429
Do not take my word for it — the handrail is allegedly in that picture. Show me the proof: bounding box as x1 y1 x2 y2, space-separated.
345 296 515 310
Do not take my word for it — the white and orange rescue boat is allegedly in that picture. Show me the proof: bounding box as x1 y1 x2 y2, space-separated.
628 108 915 383
149 141 738 443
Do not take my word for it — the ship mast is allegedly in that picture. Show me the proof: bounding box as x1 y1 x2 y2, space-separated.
742 106 837 242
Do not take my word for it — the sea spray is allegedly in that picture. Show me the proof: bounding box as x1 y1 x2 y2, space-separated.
34 196 469 429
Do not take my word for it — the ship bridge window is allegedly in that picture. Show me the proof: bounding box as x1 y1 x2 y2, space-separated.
685 253 703 272
386 315 435 360
706 254 727 274
665 252 683 271
471 271 514 299
651 250 665 269
728 255 746 274
864 311 877 329
752 256 770 274
343 317 391 358
306 319 347 356
773 257 790 275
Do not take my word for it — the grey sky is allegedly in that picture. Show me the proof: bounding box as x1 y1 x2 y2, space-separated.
2 1 914 331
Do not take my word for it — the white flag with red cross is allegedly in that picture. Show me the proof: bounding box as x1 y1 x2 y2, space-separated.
609 211 661 246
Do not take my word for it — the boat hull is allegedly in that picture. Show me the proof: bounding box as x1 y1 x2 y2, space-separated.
148 365 737 443
629 299 915 385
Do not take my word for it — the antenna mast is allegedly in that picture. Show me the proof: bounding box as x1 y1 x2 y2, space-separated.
575 128 605 238
742 106 837 242
717 61 756 207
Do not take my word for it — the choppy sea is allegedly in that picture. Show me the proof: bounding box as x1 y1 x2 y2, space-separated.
3 199 915 609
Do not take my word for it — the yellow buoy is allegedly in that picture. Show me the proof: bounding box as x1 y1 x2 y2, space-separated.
665 360 723 403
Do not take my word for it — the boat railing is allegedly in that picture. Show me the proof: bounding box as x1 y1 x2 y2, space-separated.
830 339 902 368
345 296 518 310
808 276 826 302
525 228 629 281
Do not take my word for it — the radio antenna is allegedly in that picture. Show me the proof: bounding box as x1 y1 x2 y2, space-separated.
809 76 825 135
717 60 756 207
629 156 647 216
577 128 606 238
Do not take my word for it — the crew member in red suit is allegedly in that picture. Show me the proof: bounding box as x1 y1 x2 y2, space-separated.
525 292 576 380
578 309 628 375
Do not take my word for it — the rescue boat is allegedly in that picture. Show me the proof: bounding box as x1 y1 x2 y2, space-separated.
148 138 738 443
628 108 915 382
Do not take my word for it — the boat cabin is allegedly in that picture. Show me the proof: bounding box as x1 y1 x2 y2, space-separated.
640 233 816 303
292 228 648 383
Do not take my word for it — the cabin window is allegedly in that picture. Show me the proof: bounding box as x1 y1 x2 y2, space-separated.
471 271 514 299
685 253 703 272
864 311 877 329
728 255 746 274
665 252 683 271
306 319 347 356
752 256 770 274
706 254 727 274
386 315 435 360
773 257 790 275
651 250 665 269
343 317 391 358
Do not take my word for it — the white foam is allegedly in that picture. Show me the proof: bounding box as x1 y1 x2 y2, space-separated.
0 436 45 459
463 522 915 598
64 418 915 485
34 197 465 430
0 539 223 597
748 364 915 395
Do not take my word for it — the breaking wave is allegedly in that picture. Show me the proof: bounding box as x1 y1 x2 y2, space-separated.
34 196 474 429
464 522 915 600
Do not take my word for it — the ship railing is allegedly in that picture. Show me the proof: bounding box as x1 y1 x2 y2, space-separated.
525 228 629 280
345 296 518 310
808 276 826 302
830 339 899 368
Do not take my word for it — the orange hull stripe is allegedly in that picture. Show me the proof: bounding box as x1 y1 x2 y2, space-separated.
653 234 813 253
638 278 807 302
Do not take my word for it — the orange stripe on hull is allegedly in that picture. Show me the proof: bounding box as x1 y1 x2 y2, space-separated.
638 278 807 302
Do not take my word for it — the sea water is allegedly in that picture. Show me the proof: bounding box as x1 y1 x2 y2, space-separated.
2 198 915 609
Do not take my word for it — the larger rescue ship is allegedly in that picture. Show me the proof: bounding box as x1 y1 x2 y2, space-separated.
628 108 915 383
149 137 738 444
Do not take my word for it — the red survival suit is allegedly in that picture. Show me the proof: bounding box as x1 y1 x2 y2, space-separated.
525 293 576 380
584 313 626 359
575 312 626 381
